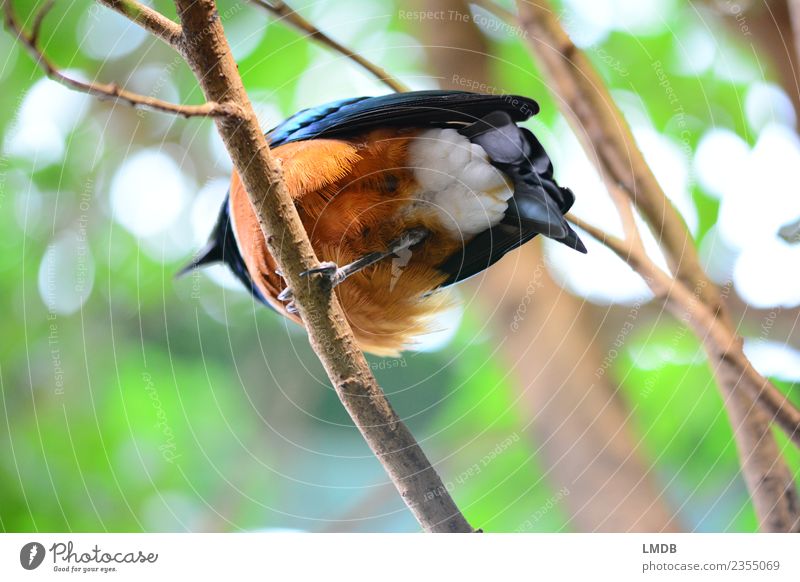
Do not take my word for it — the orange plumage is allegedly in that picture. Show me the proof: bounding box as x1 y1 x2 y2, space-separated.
229 128 459 356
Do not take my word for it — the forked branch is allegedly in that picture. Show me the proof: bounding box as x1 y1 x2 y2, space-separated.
101 0 183 47
3 0 474 532
2 0 233 117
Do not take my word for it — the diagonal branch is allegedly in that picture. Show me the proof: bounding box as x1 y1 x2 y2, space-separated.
5 0 473 532
2 0 233 118
507 1 800 443
29 0 52 46
498 0 800 531
99 0 183 48
789 0 800 70
167 0 470 532
250 0 409 93
569 214 800 451
507 0 726 317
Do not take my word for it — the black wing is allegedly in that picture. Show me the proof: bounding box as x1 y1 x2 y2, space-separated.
267 90 539 146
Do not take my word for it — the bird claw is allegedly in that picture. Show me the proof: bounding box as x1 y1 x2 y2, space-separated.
277 286 298 314
300 261 338 278
277 286 294 302
299 261 345 287
276 261 342 309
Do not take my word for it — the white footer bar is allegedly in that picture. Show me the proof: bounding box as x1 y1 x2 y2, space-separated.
1 533 797 581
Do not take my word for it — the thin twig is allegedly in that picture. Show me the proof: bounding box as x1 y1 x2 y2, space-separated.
496 0 724 317
2 0 234 118
568 212 800 450
29 0 53 45
250 0 409 93
789 0 800 70
566 213 624 252
100 0 183 48
608 181 645 252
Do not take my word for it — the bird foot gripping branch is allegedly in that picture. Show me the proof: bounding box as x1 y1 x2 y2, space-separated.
276 227 430 312
183 90 586 355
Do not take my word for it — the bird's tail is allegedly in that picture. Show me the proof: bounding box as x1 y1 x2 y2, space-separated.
459 111 586 253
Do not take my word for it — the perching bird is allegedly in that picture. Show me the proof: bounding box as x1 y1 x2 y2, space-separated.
184 91 585 355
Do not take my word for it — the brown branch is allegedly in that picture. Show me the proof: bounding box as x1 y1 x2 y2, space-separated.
29 0 52 46
167 0 470 532
568 214 800 531
609 182 645 252
5 0 472 532
2 0 231 118
99 0 183 48
250 0 409 93
505 1 724 317
789 0 800 70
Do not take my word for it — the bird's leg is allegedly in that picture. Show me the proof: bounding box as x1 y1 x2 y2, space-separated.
302 227 428 285
277 227 428 306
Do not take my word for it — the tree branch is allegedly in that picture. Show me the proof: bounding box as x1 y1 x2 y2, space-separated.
5 0 473 532
515 3 800 447
99 0 183 48
568 213 800 450
501 0 800 531
789 0 800 70
166 0 470 532
567 212 800 532
2 0 231 118
250 0 409 93
507 0 724 317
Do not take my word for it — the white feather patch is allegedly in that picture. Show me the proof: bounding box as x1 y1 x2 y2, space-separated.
407 128 513 236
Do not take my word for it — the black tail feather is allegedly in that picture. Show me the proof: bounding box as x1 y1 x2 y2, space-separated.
438 111 586 288
175 239 224 279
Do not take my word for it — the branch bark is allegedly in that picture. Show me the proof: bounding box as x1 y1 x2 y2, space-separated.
3 0 472 534
505 0 800 532
511 0 724 314
2 0 230 117
789 0 800 73
102 0 183 47
120 0 469 532
568 213 800 532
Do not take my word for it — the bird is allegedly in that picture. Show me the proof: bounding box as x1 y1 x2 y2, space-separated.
182 90 586 356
